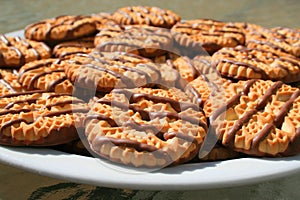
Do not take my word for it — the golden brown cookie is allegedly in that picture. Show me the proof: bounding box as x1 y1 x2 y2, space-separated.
0 35 51 68
112 6 181 28
187 77 300 157
64 51 182 92
171 19 245 54
242 23 300 57
53 36 95 58
24 15 97 44
166 55 215 83
0 69 23 95
90 12 118 31
84 87 207 167
212 45 300 83
94 25 173 57
18 58 74 94
0 91 89 146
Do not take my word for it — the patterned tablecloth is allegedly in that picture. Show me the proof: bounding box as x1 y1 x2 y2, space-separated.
0 0 300 199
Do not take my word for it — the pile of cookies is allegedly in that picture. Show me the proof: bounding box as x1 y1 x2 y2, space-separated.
1 6 300 168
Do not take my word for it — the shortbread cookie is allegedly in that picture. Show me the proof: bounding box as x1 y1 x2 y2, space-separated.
0 91 89 146
212 45 300 83
171 19 245 54
24 15 97 43
242 23 300 57
18 58 74 94
94 25 173 57
53 36 95 58
0 35 51 68
187 77 300 157
112 6 181 28
90 12 118 30
150 49 180 64
64 51 181 92
84 87 207 167
0 69 23 95
167 55 214 83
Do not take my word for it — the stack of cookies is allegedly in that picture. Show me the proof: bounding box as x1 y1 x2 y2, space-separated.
1 5 300 168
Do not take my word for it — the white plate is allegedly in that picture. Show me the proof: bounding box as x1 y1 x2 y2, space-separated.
1 30 300 190
1 145 300 190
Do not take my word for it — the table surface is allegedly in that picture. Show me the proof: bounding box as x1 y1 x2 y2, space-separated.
1 0 300 199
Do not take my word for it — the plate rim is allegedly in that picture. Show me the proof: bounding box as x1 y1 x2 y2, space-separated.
1 30 300 190
1 145 300 190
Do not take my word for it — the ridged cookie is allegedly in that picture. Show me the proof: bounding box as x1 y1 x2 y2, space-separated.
84 87 207 167
0 91 89 146
90 12 118 31
112 6 181 28
241 23 300 57
171 19 245 54
0 35 51 68
24 15 97 43
18 58 74 94
94 25 173 57
0 69 23 95
212 45 300 83
64 51 182 92
53 36 95 58
187 77 300 157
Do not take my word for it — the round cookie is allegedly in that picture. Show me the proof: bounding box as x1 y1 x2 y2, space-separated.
112 6 181 28
242 23 300 57
24 15 97 44
212 45 300 83
84 87 207 168
0 35 51 68
90 12 118 31
0 69 23 95
166 55 215 83
187 77 300 157
64 51 182 93
53 36 95 58
18 58 74 94
0 91 89 146
94 24 174 57
171 19 245 55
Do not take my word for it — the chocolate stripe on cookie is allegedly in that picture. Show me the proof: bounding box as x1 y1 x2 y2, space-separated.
224 81 283 147
0 35 51 68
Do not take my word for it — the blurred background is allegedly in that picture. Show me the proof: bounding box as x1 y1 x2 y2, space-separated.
0 0 299 34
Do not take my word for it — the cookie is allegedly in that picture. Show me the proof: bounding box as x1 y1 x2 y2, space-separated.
171 19 245 54
112 6 181 28
53 36 95 58
94 25 174 57
24 15 97 44
18 58 74 94
187 77 300 157
242 23 300 57
64 51 182 93
0 91 89 146
0 35 51 68
90 12 118 30
212 45 300 83
166 55 215 83
0 69 23 95
84 87 207 167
